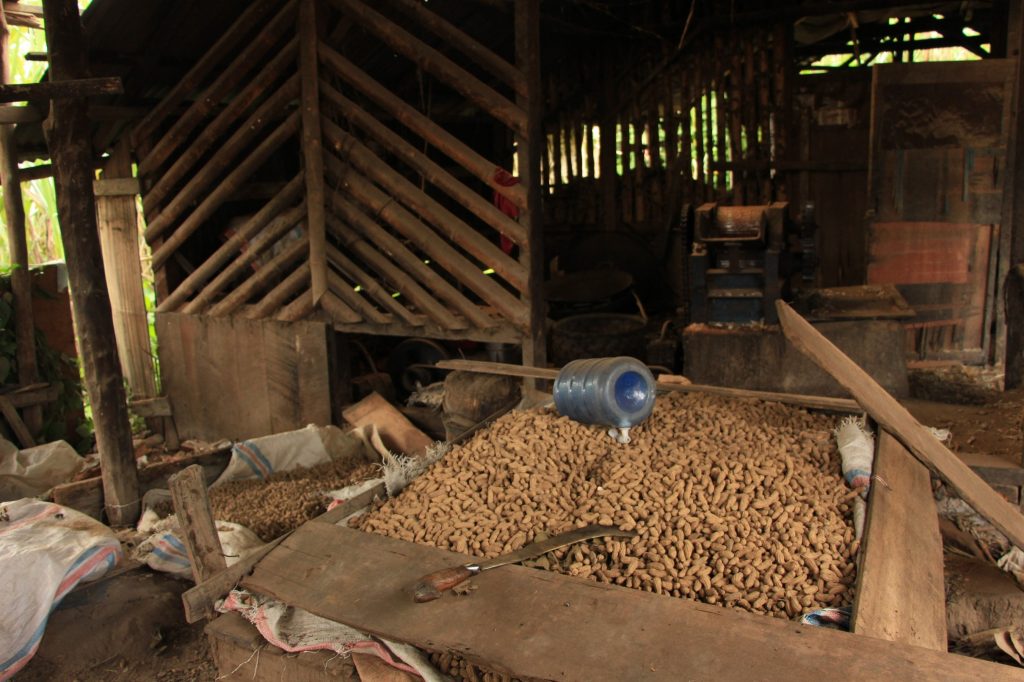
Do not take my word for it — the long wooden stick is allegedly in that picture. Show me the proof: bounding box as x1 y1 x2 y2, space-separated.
143 38 299 212
0 76 121 102
246 263 311 320
324 152 526 327
320 290 362 324
318 42 526 211
208 236 308 317
436 358 863 413
327 269 388 324
328 0 526 136
131 0 280 149
139 0 297 176
324 241 420 326
150 112 300 269
321 116 526 291
320 82 526 246
776 300 1024 549
299 0 328 304
160 176 305 312
169 464 228 588
326 206 470 330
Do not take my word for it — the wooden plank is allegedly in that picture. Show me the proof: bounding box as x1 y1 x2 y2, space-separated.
0 394 33 447
342 393 432 456
776 300 1024 550
0 76 121 103
182 481 386 623
3 383 58 408
93 176 140 197
169 464 227 587
299 0 328 303
328 0 526 137
150 112 300 269
96 142 158 407
130 396 172 418
318 43 526 212
130 0 281 149
331 318 520 344
852 430 946 650
319 82 526 246
436 359 863 413
244 523 1019 681
291 318 332 434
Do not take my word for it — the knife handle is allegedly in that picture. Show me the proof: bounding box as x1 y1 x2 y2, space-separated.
413 564 477 603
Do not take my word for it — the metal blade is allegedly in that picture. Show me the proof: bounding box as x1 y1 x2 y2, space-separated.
477 524 637 571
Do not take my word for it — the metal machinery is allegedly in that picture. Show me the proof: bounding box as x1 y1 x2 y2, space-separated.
688 201 816 324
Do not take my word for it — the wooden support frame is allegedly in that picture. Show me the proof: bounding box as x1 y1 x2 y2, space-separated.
299 0 328 303
0 76 122 102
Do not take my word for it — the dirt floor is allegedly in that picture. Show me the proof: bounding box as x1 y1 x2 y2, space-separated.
17 391 1024 680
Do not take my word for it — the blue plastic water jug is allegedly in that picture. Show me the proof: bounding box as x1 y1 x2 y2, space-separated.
552 357 656 440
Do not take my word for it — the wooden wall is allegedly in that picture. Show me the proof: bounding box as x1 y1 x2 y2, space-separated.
156 313 330 440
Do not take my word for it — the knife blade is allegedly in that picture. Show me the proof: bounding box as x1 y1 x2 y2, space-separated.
412 524 637 602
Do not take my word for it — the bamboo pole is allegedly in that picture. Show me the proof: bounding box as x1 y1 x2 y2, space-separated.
144 75 300 241
299 0 328 304
323 151 527 327
384 0 525 97
277 289 316 322
326 269 388 324
325 241 419 325
320 291 361 324
515 0 547 367
325 198 472 330
139 0 297 176
160 175 305 312
247 263 311 320
0 6 40 433
42 0 138 526
96 141 158 406
208 235 308 317
319 81 526 246
318 43 526 211
150 112 300 269
321 117 526 291
183 205 306 315
328 0 526 137
143 38 299 213
130 0 281 149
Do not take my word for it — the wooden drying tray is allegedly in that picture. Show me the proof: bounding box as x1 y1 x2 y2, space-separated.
435 358 863 414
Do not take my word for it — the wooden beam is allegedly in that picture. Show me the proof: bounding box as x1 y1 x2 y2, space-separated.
515 0 546 381
329 0 526 137
169 464 228 587
318 42 526 212
331 318 521 344
319 81 526 246
130 0 281 150
321 117 526 292
0 10 41 435
383 0 525 97
299 0 328 304
160 175 304 312
0 394 34 447
3 382 59 408
243 523 1019 681
320 290 362 325
0 76 122 103
180 481 386 624
246 263 311 320
206 235 308 317
324 240 420 326
326 269 388 324
149 111 300 269
96 141 159 414
776 300 1024 550
42 0 139 526
852 430 946 650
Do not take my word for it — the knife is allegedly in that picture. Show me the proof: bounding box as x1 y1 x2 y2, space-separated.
412 524 637 602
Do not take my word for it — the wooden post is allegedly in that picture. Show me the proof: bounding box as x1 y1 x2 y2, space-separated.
169 464 227 588
96 140 158 405
299 0 328 304
0 6 41 435
42 0 139 526
1001 1 1024 385
515 0 546 381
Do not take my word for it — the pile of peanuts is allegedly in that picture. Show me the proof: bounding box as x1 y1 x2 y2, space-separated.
358 392 858 621
210 459 379 541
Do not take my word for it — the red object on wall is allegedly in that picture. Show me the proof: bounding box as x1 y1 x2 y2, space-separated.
493 168 519 255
